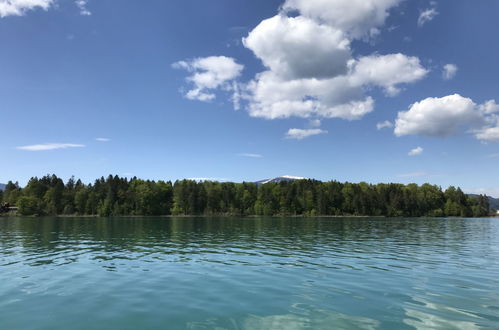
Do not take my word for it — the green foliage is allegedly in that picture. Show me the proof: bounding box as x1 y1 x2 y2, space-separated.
3 181 21 204
17 196 43 216
4 174 491 217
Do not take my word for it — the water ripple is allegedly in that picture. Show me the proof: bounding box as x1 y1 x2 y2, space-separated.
1 217 499 329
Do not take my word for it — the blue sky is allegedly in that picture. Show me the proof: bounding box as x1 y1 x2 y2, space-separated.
1 0 499 196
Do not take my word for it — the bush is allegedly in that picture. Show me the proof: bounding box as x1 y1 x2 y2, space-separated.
17 196 43 216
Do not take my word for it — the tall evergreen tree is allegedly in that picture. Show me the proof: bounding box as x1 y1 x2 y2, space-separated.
1 174 491 218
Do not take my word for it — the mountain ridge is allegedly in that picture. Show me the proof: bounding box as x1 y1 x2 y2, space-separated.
467 194 499 209
254 175 307 185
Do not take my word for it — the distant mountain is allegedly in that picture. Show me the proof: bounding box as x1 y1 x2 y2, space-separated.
255 175 307 185
488 197 499 210
468 194 499 210
0 183 5 191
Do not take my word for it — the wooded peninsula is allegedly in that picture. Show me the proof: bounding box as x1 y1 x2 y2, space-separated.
0 175 492 217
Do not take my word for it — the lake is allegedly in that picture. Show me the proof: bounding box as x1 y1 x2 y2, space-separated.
1 217 498 329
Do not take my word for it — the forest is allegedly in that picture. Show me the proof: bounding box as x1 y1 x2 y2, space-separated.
0 174 491 217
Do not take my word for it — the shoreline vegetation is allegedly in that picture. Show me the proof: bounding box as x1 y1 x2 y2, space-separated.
0 174 493 218
3 214 390 219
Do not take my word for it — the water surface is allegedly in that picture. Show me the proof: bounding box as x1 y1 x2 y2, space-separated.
1 217 499 329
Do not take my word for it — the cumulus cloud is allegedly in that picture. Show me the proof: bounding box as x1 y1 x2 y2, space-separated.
0 0 53 17
238 153 263 158
442 64 458 80
475 127 499 142
408 146 423 156
377 120 393 130
418 7 438 27
17 143 85 151
350 53 428 96
240 13 365 120
244 70 374 120
173 56 244 102
479 100 499 114
394 94 485 137
475 111 499 142
242 17 426 120
75 0 91 16
285 128 327 140
240 0 426 121
243 15 351 80
394 94 499 142
282 0 401 39
0 0 90 17
175 0 428 126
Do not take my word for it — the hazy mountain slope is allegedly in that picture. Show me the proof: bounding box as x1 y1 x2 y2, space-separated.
467 194 499 209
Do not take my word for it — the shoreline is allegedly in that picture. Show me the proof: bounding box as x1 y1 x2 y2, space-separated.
2 214 386 218
2 214 497 219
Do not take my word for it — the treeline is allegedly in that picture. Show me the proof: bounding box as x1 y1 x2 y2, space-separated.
0 175 491 217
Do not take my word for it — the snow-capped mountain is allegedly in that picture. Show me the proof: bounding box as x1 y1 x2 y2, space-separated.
255 175 307 185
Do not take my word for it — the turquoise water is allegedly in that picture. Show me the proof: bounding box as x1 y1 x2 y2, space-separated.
1 217 499 330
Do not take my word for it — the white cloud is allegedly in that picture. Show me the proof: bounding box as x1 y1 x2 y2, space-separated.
377 120 393 130
0 0 53 17
317 97 375 120
408 146 423 156
243 15 351 80
75 0 91 16
479 100 499 114
242 41 425 120
418 7 438 27
0 0 92 17
282 0 401 39
240 14 367 120
350 53 428 96
96 138 110 142
397 171 428 178
175 0 428 126
285 128 327 140
394 94 499 143
442 64 458 80
173 56 244 102
475 127 499 142
238 153 263 158
239 3 426 122
476 112 499 142
244 71 374 120
394 94 485 137
17 143 85 151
